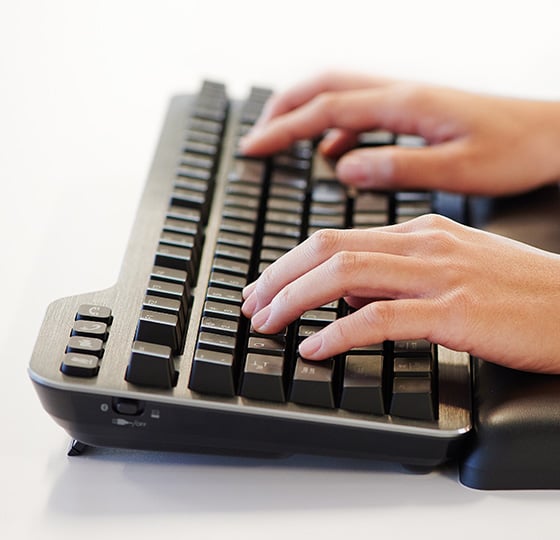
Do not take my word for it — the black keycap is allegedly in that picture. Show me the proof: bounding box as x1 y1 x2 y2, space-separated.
393 339 433 355
175 176 210 194
241 353 286 403
183 140 217 156
171 187 206 209
60 353 100 378
180 152 214 169
135 309 181 352
206 286 242 304
340 355 385 415
150 265 189 285
71 320 108 341
220 218 256 236
167 205 202 223
142 295 185 327
76 304 113 324
155 243 195 278
66 336 104 358
203 300 241 320
214 244 251 262
300 310 337 324
209 271 246 290
189 347 236 396
176 164 211 181
390 376 436 421
125 341 177 389
198 331 236 352
146 279 190 311
247 335 285 355
228 159 265 183
212 256 249 276
265 209 302 226
217 230 254 249
290 357 336 409
200 316 239 336
393 355 433 377
222 206 259 222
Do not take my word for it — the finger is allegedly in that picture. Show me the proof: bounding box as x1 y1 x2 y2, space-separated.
255 71 394 126
298 298 446 360
336 142 468 193
250 251 428 335
318 128 359 157
241 86 414 155
242 227 419 317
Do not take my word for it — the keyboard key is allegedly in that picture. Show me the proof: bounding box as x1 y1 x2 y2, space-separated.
126 341 177 389
390 376 435 421
203 300 241 320
155 243 195 278
393 339 433 355
146 279 190 310
198 331 237 352
60 353 100 378
135 309 181 352
66 336 104 358
340 355 385 415
206 286 242 304
76 304 113 324
189 347 236 396
247 335 286 355
290 357 336 409
241 353 286 402
71 320 108 341
209 271 246 290
200 316 239 335
150 265 189 285
393 355 433 377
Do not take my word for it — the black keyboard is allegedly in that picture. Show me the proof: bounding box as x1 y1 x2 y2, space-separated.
29 81 560 490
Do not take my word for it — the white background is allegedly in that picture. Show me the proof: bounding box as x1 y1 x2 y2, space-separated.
2 1 560 538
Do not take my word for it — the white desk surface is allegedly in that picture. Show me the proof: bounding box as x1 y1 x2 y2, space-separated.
2 1 560 538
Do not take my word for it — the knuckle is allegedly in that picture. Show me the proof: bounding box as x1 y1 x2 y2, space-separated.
415 212 451 231
361 302 396 333
395 83 433 110
307 228 342 258
328 250 360 279
310 91 339 120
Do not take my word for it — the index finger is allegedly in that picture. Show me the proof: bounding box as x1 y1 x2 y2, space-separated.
256 71 394 126
240 85 424 156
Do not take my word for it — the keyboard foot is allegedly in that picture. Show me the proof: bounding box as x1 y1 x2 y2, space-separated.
67 439 90 456
401 464 434 475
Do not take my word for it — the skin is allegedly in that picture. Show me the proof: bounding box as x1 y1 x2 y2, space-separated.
239 71 560 374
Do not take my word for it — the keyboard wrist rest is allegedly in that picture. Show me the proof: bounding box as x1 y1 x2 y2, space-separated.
460 358 560 489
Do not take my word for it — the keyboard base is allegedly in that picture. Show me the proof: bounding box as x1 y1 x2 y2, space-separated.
32 379 469 469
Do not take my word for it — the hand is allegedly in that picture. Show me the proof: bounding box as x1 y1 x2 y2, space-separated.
242 214 560 374
240 71 560 196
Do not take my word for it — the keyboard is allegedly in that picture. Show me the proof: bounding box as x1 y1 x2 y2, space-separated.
29 80 560 490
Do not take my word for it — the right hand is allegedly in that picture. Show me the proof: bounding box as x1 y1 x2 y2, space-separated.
240 70 560 196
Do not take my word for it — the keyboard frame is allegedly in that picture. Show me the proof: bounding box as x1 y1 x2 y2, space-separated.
29 93 472 468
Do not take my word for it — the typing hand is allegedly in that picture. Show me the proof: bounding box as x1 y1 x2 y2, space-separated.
240 71 560 196
242 214 560 374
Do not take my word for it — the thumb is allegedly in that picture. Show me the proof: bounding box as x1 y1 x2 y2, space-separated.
336 143 464 192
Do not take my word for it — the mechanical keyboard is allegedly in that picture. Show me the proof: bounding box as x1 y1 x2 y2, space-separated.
29 80 560 490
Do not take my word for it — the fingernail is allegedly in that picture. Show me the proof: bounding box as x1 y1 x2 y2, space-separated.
241 293 257 317
298 334 322 358
242 282 256 299
251 305 272 331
